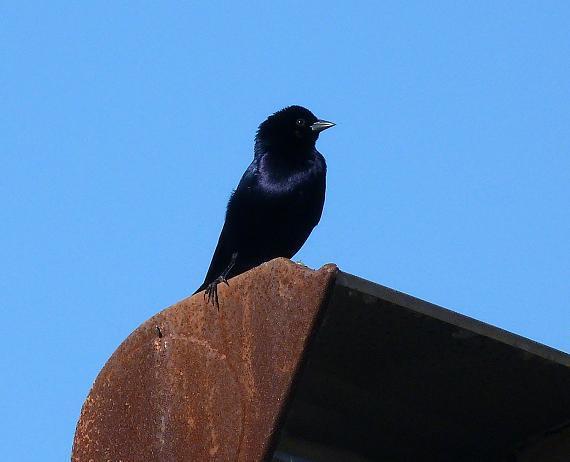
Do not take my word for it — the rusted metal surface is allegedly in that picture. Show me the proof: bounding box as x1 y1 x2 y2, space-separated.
72 258 338 462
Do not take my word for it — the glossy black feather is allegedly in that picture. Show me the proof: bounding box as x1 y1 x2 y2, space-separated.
196 105 331 294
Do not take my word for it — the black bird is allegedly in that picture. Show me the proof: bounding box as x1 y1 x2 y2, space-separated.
196 105 335 306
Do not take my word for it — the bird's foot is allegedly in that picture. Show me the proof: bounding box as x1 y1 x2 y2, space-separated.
204 275 230 310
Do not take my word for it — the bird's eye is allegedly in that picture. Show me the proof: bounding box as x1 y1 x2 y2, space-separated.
296 118 306 126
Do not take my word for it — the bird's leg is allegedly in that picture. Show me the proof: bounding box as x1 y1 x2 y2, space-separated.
204 252 238 309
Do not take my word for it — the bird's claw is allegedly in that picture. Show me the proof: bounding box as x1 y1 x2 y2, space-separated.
204 276 229 309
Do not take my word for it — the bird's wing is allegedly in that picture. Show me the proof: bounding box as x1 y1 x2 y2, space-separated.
195 163 259 293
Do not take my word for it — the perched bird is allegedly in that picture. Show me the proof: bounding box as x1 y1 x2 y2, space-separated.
196 105 335 307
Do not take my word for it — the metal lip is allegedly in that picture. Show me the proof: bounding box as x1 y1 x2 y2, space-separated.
336 270 570 367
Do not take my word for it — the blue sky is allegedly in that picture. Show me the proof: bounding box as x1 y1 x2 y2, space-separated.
2 2 569 460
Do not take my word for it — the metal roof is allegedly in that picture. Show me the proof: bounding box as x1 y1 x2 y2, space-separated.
276 271 570 461
72 259 570 462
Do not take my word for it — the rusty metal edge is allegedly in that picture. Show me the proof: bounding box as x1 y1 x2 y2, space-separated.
261 265 339 461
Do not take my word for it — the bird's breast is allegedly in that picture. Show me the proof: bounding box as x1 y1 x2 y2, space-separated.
249 153 326 226
257 172 320 205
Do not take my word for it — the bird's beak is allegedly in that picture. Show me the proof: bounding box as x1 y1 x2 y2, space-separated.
311 120 336 133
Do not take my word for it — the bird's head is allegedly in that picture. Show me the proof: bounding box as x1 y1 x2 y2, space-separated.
255 105 335 157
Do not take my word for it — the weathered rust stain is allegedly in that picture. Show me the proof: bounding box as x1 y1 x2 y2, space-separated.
72 258 338 462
